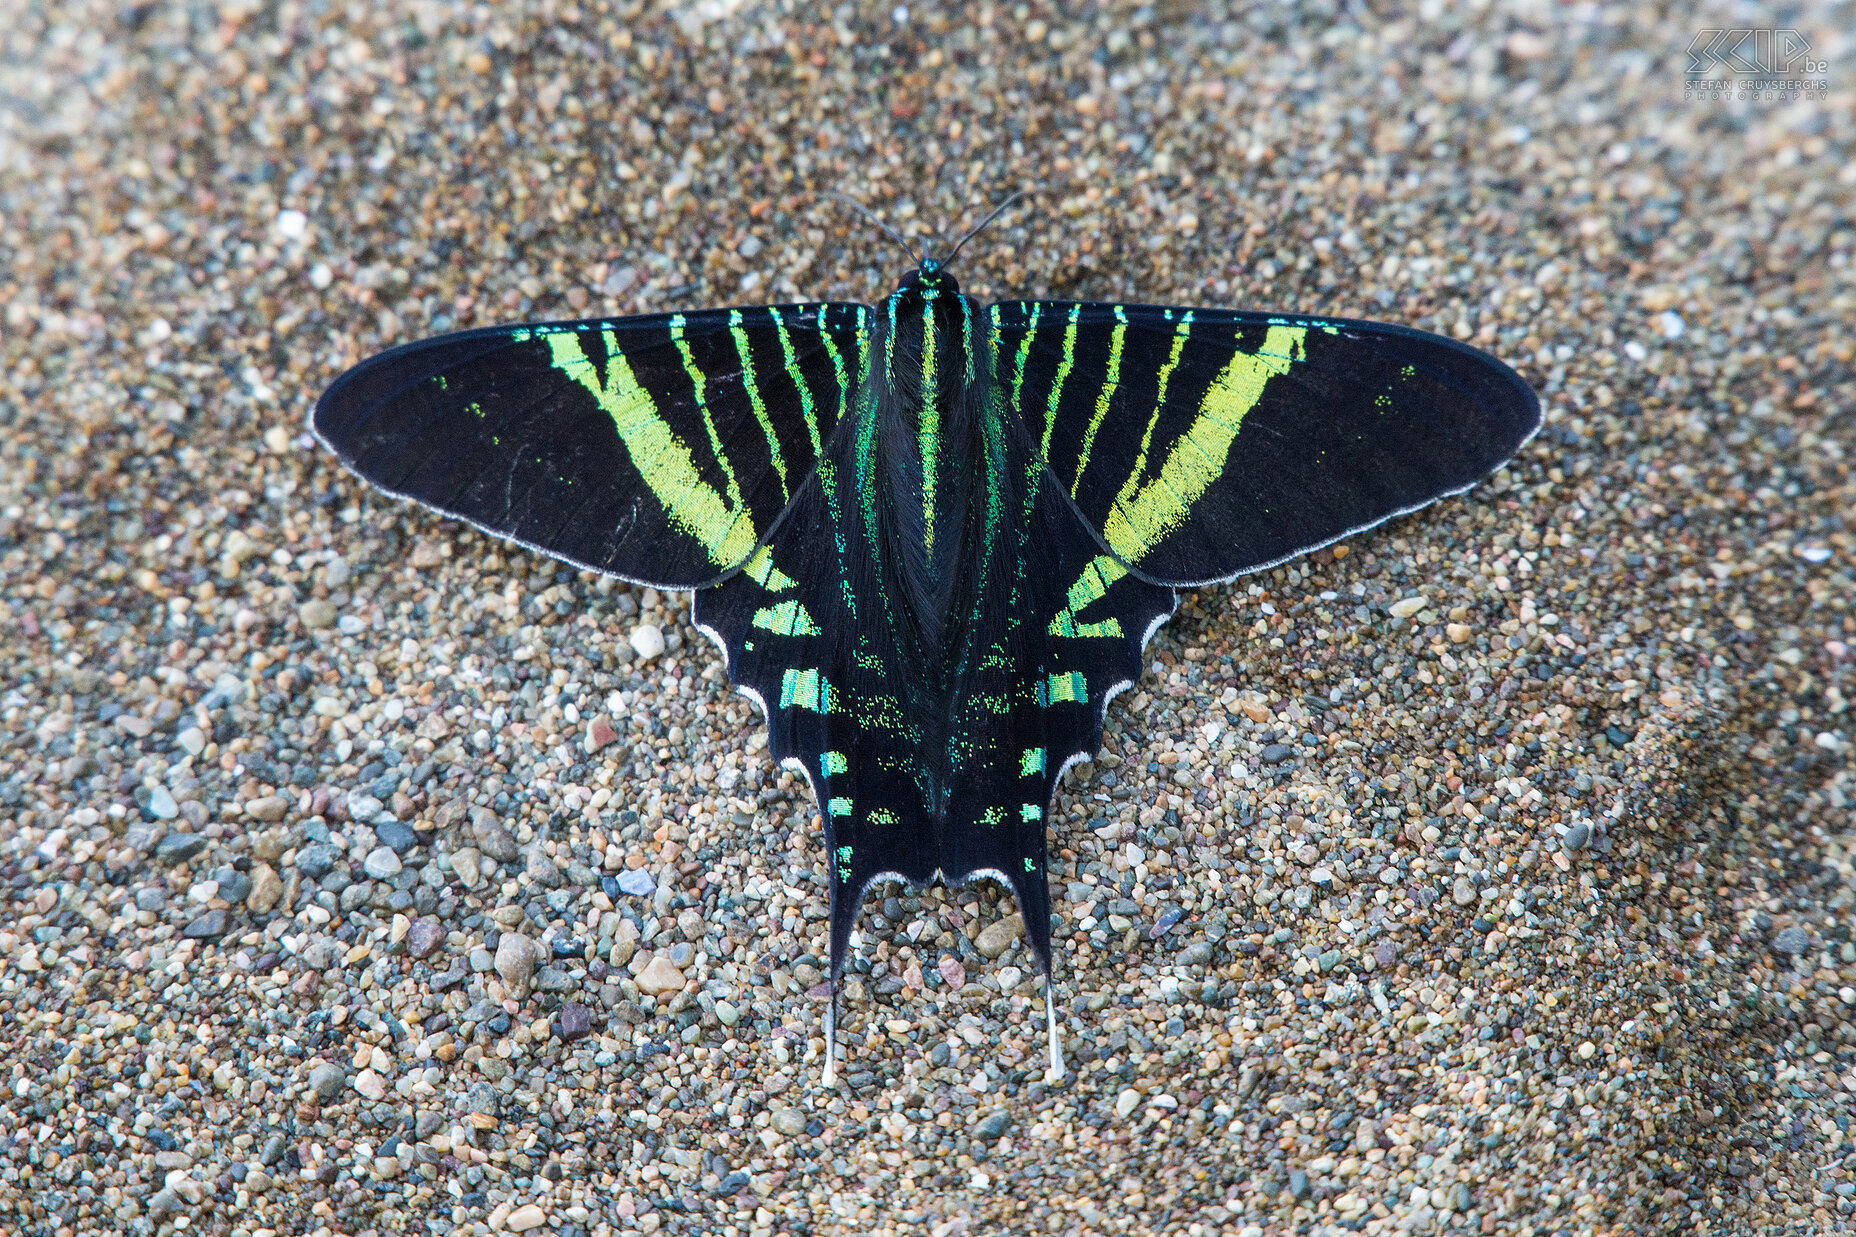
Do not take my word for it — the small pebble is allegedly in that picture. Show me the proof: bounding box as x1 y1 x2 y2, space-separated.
155 832 206 864
504 1203 547 1232
406 916 445 958
495 933 538 990
636 956 685 995
615 868 655 897
629 624 666 660
363 847 402 880
298 599 337 630
976 913 1025 959
374 820 419 854
308 1063 345 1100
183 909 227 938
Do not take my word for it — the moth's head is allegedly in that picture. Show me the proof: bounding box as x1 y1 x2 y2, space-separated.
901 258 959 296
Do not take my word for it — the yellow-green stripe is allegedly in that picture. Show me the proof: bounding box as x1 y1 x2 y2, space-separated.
728 309 787 498
543 329 757 569
669 313 742 509
1103 324 1310 563
1070 305 1128 497
1040 303 1083 464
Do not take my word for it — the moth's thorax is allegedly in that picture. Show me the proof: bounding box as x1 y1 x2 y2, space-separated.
878 274 976 411
848 272 1005 684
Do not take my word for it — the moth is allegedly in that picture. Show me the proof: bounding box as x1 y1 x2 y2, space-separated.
312 213 1539 1083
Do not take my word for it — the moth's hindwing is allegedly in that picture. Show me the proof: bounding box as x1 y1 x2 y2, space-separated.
311 304 870 589
991 302 1541 586
694 398 1175 974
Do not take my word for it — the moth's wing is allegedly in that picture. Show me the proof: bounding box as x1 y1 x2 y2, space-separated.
692 457 931 978
991 302 1540 586
311 304 869 589
939 430 1178 974
692 423 1178 984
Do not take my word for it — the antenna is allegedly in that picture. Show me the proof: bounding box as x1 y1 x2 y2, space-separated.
942 190 1030 267
824 192 922 266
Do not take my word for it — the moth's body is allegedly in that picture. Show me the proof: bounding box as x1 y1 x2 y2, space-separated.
696 266 1169 989
314 241 1540 1087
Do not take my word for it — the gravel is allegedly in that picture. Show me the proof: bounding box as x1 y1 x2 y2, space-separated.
0 2 1850 1235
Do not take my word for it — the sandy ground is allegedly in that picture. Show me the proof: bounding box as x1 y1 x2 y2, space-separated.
1 2 1853 1235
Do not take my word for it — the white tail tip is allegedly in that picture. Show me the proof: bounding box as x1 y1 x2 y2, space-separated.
822 981 838 1087
1044 976 1065 1082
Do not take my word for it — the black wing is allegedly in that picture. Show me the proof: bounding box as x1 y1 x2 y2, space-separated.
311 304 870 589
990 302 1540 586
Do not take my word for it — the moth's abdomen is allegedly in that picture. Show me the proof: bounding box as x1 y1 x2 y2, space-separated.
694 388 1175 979
859 288 997 681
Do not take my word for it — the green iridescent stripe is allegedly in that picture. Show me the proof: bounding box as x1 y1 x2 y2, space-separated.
728 309 787 498
668 313 742 509
779 667 836 713
815 459 857 620
854 395 881 562
1040 304 1083 464
1121 311 1195 497
743 544 795 592
818 306 857 419
959 295 976 385
751 598 821 636
767 306 823 459
1048 554 1128 638
1003 302 1041 447
882 292 900 387
542 328 756 569
1070 305 1128 497
919 290 939 554
1041 670 1086 705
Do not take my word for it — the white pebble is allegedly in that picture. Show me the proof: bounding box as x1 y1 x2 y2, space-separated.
630 624 666 661
274 209 308 240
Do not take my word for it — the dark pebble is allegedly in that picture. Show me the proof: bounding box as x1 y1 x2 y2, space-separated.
406 917 445 959
183 910 227 938
213 866 252 904
295 843 341 880
374 820 419 854
560 1002 592 1041
1771 926 1811 955
1261 744 1295 765
155 833 208 864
